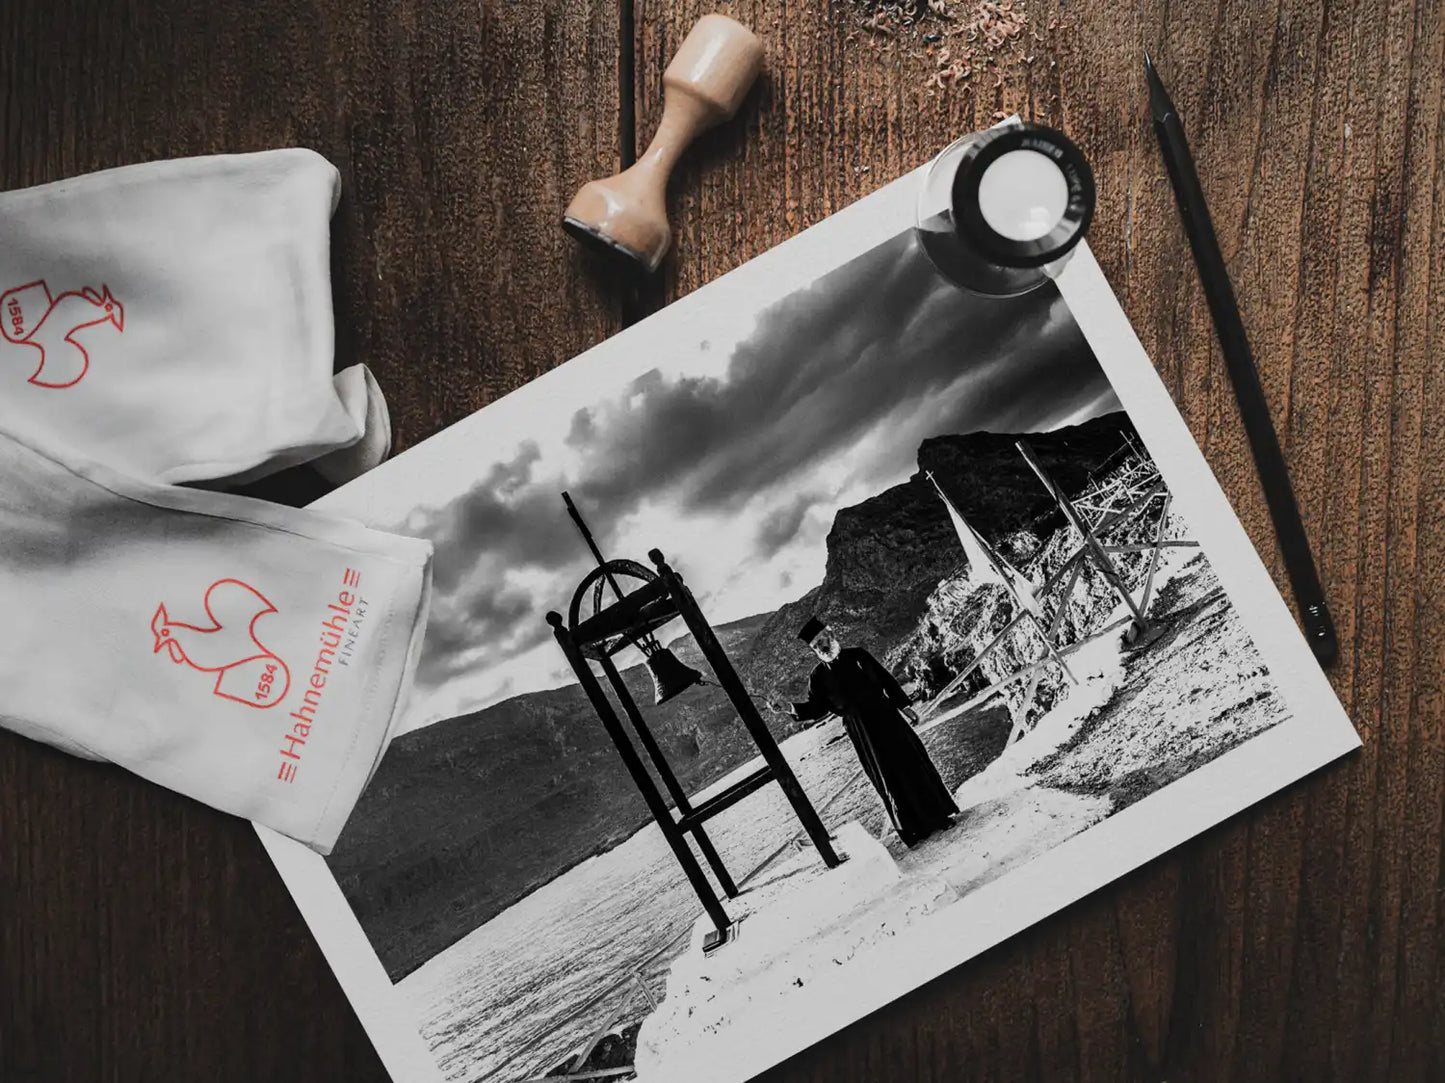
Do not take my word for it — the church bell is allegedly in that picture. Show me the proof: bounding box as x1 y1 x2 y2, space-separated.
645 646 704 705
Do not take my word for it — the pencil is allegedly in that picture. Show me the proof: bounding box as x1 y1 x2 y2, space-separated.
1144 52 1338 668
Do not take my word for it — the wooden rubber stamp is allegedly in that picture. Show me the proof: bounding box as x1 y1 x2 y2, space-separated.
563 13 764 272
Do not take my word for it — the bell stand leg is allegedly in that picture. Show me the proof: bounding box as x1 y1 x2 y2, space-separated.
547 613 734 948
597 654 740 898
648 551 844 870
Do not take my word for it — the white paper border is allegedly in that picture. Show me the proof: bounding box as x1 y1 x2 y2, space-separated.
256 162 1360 1083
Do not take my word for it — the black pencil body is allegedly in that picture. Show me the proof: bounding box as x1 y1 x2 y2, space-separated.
1145 56 1337 667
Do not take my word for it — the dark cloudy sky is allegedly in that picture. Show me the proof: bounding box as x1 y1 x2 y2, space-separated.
386 229 1119 730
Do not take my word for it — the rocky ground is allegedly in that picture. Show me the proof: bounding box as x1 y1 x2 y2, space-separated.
895 545 1289 898
557 545 1289 1080
1027 555 1283 808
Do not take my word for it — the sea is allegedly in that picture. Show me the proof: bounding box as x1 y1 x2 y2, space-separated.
399 712 998 1083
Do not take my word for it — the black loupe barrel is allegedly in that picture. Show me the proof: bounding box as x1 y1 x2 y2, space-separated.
916 123 1095 297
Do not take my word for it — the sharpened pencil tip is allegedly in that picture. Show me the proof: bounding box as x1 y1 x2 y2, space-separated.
1143 51 1174 122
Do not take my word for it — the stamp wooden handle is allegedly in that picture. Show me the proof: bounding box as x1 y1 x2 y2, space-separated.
563 14 764 272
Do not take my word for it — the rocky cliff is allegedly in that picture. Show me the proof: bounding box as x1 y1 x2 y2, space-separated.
741 411 1137 706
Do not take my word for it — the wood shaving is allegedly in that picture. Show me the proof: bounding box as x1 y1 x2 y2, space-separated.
844 0 1067 95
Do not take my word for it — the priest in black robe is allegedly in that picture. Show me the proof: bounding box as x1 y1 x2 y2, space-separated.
771 617 958 847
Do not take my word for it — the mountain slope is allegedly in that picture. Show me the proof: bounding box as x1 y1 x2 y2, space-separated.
328 614 769 980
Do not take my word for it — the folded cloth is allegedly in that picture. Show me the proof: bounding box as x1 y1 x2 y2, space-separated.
0 149 388 485
0 150 429 852
0 420 430 853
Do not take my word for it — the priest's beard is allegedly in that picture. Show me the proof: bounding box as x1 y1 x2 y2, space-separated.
812 635 842 663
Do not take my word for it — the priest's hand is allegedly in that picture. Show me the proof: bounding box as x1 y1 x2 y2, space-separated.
903 706 920 725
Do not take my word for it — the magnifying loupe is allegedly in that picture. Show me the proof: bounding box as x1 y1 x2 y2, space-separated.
916 122 1095 297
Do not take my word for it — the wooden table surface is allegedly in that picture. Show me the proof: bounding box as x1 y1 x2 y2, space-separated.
3 0 1442 1080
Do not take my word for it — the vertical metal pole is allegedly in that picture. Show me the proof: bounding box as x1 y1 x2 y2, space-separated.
648 550 843 869
598 654 740 898
562 491 626 603
546 612 731 937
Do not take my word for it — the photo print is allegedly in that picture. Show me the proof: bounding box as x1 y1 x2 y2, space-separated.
258 168 1359 1083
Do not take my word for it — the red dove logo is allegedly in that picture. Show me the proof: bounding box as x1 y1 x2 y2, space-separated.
2 279 125 388
152 578 292 709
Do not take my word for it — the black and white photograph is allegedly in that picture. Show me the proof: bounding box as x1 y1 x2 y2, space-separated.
310 219 1306 1083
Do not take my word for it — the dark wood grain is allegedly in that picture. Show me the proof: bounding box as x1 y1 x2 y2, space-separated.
2 0 1442 1079
0 1 621 1081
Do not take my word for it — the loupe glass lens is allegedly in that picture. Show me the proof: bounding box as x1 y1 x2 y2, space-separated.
978 149 1070 241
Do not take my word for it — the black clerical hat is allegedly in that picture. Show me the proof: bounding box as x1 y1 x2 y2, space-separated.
797 616 826 643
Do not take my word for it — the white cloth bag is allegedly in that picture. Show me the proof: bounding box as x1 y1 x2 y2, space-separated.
0 422 432 851
0 151 430 853
0 149 388 485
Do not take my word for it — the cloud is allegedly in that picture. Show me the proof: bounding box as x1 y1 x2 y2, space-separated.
401 229 1115 719
403 444 594 598
562 230 1103 520
754 491 828 560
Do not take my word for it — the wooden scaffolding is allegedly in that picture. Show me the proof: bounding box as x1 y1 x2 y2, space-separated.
920 438 1198 744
